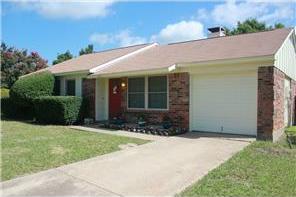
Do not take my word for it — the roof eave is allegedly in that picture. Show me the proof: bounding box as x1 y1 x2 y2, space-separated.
176 55 275 68
52 70 89 76
88 55 275 78
88 68 170 78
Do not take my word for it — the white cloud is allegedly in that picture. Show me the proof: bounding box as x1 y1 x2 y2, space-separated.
90 20 206 47
210 1 268 26
115 30 147 47
15 0 114 20
150 21 205 43
196 0 295 27
89 30 147 47
90 33 113 45
258 3 294 23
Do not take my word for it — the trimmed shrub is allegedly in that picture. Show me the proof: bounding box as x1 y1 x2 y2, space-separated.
79 97 91 121
10 71 54 106
1 97 33 119
9 71 54 118
1 97 15 118
35 96 82 125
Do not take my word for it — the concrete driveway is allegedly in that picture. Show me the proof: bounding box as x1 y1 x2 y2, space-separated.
2 128 254 196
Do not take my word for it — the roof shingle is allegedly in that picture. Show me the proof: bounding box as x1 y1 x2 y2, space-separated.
48 44 150 74
93 28 292 76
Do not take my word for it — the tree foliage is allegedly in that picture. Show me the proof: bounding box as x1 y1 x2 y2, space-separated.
225 18 285 36
1 42 48 88
79 44 94 56
52 50 73 65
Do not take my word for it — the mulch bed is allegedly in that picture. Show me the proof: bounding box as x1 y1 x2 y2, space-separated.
93 121 187 136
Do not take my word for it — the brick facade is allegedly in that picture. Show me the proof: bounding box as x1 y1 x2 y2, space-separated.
257 66 285 141
82 79 96 119
118 73 190 129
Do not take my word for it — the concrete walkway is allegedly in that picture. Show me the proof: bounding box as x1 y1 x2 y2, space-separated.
2 128 254 196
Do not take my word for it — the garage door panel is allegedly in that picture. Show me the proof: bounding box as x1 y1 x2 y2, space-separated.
190 73 257 136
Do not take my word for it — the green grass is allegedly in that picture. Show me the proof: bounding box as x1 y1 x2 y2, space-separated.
1 120 148 181
1 88 9 98
181 137 296 197
285 126 296 134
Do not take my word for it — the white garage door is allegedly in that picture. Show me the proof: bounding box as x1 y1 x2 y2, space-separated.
190 72 257 136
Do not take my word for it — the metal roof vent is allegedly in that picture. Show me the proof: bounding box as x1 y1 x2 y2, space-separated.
208 27 226 38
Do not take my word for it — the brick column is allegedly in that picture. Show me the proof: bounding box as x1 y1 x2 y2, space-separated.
82 79 96 119
168 72 190 129
257 66 285 141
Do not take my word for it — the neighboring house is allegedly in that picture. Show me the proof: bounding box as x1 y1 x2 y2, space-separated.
48 27 296 141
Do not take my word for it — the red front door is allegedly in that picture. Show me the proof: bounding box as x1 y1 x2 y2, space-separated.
109 78 122 119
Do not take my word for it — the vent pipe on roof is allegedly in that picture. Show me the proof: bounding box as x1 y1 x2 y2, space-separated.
208 26 225 38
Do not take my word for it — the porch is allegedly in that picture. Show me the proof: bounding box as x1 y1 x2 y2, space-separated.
87 73 190 136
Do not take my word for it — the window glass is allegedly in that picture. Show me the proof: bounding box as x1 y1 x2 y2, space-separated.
148 76 167 109
148 76 167 92
66 80 76 96
128 78 145 108
148 93 167 109
54 78 60 96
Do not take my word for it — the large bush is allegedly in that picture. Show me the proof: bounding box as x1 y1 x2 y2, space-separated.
35 96 82 125
8 71 54 119
1 97 33 119
10 71 54 106
1 97 15 118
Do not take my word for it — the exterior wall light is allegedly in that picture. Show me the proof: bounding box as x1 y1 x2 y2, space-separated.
121 82 126 88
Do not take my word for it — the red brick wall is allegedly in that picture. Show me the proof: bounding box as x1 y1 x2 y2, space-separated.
257 66 285 140
168 73 190 128
119 73 189 129
273 68 285 133
82 79 96 119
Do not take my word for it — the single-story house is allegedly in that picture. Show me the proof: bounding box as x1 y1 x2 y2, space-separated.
47 27 296 141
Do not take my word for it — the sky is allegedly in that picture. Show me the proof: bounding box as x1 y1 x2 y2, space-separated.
2 0 296 65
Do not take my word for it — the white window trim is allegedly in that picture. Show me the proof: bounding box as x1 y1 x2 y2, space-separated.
127 75 169 111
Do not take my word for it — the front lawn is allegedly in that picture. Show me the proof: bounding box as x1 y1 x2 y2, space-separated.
1 88 9 98
1 120 148 181
286 126 296 134
181 135 296 197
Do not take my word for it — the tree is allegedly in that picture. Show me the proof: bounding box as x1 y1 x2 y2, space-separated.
274 23 285 29
225 18 285 36
1 42 48 88
52 50 73 65
79 44 94 56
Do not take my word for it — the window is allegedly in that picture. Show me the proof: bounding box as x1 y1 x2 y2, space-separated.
127 76 168 110
66 80 76 96
128 78 145 108
53 78 60 96
148 76 167 109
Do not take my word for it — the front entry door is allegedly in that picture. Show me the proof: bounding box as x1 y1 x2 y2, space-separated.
109 78 122 119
